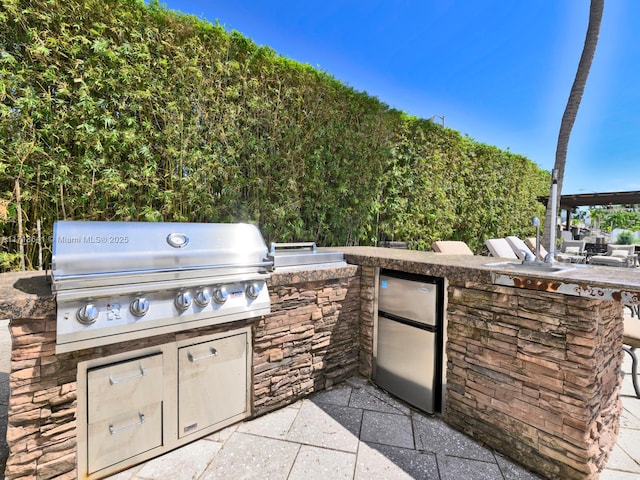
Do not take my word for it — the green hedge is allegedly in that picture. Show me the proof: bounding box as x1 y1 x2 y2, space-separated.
378 117 548 252
0 0 548 270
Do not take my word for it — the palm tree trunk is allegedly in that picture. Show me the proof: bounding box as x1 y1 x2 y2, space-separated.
543 0 604 251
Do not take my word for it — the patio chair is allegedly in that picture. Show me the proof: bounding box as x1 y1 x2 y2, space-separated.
590 245 637 268
432 241 474 255
505 236 536 261
555 240 587 264
485 238 518 260
560 230 574 242
623 313 640 398
525 237 549 260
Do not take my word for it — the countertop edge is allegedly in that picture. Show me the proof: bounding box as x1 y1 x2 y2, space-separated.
268 263 358 286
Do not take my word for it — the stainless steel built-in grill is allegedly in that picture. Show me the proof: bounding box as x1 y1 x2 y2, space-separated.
52 221 272 353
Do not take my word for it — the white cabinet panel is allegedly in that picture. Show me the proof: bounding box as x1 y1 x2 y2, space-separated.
88 353 163 423
178 332 247 438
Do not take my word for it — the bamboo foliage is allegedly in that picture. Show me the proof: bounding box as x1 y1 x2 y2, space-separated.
0 0 548 270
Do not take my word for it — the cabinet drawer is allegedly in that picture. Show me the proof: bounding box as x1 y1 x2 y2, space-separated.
178 333 248 438
88 353 163 423
87 401 162 474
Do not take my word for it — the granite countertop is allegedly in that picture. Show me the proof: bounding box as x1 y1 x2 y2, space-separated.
0 271 55 319
339 246 640 303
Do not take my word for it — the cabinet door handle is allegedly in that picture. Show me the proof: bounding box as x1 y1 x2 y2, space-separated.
109 413 145 435
109 365 146 385
188 348 218 362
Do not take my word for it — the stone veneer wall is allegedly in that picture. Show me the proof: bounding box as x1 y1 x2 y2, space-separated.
7 315 264 480
356 266 376 378
3 267 360 480
253 273 361 415
444 279 623 480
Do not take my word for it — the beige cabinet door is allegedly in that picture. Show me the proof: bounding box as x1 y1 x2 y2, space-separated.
178 333 247 438
87 353 163 423
87 402 162 473
86 353 164 473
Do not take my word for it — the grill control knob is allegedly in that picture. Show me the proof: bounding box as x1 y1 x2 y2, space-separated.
245 282 261 300
194 289 211 307
175 291 192 311
130 297 149 317
212 287 228 305
77 304 99 324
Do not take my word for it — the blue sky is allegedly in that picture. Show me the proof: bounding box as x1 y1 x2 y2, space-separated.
161 1 640 195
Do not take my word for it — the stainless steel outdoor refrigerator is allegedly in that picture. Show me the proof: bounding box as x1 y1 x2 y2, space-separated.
374 270 444 414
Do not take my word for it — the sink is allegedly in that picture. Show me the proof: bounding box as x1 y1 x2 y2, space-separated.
482 261 574 274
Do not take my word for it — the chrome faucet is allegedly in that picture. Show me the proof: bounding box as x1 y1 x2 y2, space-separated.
533 217 541 261
528 217 555 265
520 250 535 264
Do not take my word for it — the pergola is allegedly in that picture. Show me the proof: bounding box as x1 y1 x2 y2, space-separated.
538 190 640 230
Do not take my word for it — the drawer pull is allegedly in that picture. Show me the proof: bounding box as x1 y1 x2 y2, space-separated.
188 348 218 362
109 365 146 385
109 413 145 435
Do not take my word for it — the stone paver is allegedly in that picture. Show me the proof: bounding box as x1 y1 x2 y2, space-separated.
311 384 353 407
348 384 411 415
600 471 640 480
412 412 496 462
621 408 640 429
288 445 356 480
494 452 548 480
354 442 439 480
438 455 504 480
601 349 640 480
200 432 300 479
360 410 414 449
285 401 362 453
237 403 300 440
136 438 222 480
604 444 640 475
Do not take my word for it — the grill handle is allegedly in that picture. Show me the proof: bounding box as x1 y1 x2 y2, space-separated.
269 242 317 254
52 261 274 286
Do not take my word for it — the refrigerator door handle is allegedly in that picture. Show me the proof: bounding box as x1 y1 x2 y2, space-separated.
377 310 437 332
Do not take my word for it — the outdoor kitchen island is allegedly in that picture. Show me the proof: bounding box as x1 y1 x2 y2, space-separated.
340 246 640 480
2 247 639 480
1 260 362 480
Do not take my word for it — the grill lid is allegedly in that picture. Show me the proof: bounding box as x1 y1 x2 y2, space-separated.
52 221 271 289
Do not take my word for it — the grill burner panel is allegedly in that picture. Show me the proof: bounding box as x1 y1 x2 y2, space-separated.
52 221 272 353
55 276 269 352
